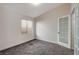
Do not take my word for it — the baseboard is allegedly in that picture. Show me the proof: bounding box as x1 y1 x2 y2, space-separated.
36 37 58 45
0 39 36 52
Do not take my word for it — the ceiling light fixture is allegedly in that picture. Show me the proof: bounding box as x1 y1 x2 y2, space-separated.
32 3 40 6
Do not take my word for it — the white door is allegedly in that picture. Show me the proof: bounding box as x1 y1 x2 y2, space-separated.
58 15 71 48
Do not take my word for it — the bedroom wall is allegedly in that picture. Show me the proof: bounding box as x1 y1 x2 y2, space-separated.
36 4 71 44
0 4 34 51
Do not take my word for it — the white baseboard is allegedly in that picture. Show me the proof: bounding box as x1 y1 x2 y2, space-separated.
0 39 34 51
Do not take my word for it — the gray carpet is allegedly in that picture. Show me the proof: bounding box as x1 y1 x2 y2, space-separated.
0 39 74 55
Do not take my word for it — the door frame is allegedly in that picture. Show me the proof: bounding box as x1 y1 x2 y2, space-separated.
57 15 71 49
75 4 79 54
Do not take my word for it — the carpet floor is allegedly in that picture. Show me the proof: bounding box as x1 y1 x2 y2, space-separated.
0 39 74 55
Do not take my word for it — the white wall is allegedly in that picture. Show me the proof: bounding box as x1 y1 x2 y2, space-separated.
36 4 71 44
0 4 34 51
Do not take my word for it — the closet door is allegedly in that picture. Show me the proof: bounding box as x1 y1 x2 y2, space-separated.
58 15 71 48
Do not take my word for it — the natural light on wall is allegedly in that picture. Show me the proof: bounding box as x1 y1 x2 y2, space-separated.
21 19 32 33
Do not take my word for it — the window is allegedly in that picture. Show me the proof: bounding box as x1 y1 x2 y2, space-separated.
21 19 32 33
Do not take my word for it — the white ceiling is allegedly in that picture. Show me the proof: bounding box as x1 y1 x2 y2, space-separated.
1 3 63 18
